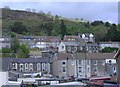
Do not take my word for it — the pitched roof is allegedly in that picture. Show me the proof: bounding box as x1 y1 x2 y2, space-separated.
56 53 74 60
2 57 50 63
85 53 115 60
56 53 115 60
63 35 85 44
34 36 61 42
100 42 120 44
61 41 79 46
17 35 61 42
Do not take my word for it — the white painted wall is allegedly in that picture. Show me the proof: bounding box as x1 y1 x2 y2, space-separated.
58 42 66 53
0 71 8 87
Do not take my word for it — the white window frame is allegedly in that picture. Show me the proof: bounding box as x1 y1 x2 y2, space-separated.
12 62 17 70
29 63 33 71
42 63 46 71
19 63 24 72
25 63 29 72
37 63 41 71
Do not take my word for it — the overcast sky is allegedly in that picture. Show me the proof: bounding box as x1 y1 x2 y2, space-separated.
1 2 118 24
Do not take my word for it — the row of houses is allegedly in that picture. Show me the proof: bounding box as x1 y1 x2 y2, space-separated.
53 53 116 78
2 58 51 74
1 34 120 86
1 53 116 79
1 35 120 53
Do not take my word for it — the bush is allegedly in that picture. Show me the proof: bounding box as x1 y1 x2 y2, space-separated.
102 47 118 53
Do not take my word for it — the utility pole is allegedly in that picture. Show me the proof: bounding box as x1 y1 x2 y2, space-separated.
84 43 87 78
66 57 69 79
71 52 78 78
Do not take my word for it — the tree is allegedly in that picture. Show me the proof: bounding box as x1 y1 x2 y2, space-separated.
91 21 104 26
40 22 54 36
11 37 20 57
11 21 28 34
105 24 117 41
18 44 30 58
84 22 90 28
105 22 110 27
60 20 67 40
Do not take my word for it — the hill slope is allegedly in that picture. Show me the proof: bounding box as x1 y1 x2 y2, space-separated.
1 8 120 41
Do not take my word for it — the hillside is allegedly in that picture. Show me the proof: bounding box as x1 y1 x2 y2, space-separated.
1 8 120 42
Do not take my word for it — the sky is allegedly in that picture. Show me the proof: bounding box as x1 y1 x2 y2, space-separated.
1 2 119 24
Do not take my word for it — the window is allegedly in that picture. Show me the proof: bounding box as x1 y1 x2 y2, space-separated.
88 68 90 72
29 63 33 71
62 61 66 65
79 67 82 73
12 62 17 70
62 67 66 72
94 60 97 65
113 67 116 70
19 63 24 72
62 46 64 49
47 63 50 73
42 63 46 71
37 63 41 71
94 67 98 72
25 63 29 72
109 60 112 63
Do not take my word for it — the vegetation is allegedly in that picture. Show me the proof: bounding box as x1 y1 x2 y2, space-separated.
102 47 119 53
2 37 30 58
17 44 30 58
1 7 120 42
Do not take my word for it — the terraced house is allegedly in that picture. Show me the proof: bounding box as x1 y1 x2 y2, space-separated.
2 57 52 79
53 53 115 78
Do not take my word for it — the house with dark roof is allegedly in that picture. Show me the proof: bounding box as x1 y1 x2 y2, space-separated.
35 36 61 50
2 57 52 79
17 35 61 50
53 53 116 79
58 40 99 53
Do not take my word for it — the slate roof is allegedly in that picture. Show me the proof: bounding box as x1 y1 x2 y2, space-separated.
61 42 79 46
2 57 50 63
1 57 51 71
56 53 115 60
99 42 120 44
17 35 61 42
